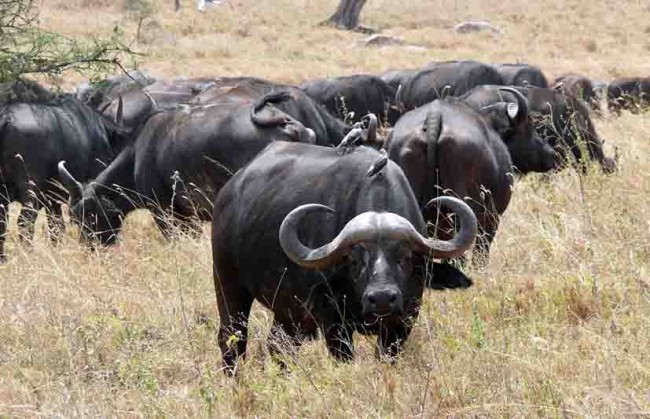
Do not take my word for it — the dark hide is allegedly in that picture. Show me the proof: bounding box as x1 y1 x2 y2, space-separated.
553 74 601 112
62 91 318 245
607 77 650 113
398 60 505 110
460 85 557 174
516 86 617 173
300 74 400 125
0 96 132 260
385 99 513 262
212 141 476 373
493 63 549 88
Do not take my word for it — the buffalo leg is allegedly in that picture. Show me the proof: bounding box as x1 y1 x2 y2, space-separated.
267 316 306 370
17 204 38 245
214 268 254 375
376 323 411 362
0 196 8 263
323 322 355 362
46 201 65 244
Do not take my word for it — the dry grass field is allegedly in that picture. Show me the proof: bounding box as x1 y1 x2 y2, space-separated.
1 0 649 416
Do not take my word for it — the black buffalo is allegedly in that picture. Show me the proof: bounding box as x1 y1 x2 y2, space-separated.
0 96 131 261
212 141 477 373
76 70 156 110
379 69 418 92
300 74 400 125
0 79 55 104
385 98 520 262
99 77 217 128
493 63 549 88
57 90 339 245
516 86 617 173
398 60 505 111
460 85 557 174
192 77 351 146
607 77 650 113
553 74 601 113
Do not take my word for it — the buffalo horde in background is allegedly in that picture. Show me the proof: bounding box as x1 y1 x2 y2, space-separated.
0 60 644 371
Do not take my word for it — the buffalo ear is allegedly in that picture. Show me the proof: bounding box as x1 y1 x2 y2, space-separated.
506 102 519 120
425 262 473 289
479 103 511 134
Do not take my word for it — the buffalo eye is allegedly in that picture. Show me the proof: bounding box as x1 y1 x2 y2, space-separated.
397 247 413 266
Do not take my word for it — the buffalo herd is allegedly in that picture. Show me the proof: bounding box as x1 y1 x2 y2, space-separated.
0 59 644 373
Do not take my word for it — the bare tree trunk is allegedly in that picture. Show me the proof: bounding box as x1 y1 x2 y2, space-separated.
326 0 367 30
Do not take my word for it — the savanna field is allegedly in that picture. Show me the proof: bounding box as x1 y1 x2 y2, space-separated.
1 0 649 416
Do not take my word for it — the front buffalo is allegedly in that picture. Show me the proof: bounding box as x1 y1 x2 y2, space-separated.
212 142 477 374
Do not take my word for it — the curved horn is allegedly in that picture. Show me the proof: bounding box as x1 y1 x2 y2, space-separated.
279 204 342 270
498 87 528 123
114 96 124 126
418 196 478 258
280 197 478 270
142 91 158 111
364 113 377 144
57 161 83 204
441 85 451 100
250 91 292 126
97 101 112 114
395 84 402 102
395 83 406 112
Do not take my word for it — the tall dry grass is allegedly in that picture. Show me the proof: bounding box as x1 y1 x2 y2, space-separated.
1 0 649 416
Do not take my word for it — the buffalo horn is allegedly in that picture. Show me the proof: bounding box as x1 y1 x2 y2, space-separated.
142 91 158 111
364 113 377 145
419 196 478 258
57 161 83 204
498 87 529 123
279 196 477 270
114 96 124 126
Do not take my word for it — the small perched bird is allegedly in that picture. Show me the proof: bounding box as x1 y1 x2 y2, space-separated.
336 127 364 153
367 150 388 177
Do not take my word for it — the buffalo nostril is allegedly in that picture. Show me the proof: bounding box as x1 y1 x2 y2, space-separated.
364 288 402 316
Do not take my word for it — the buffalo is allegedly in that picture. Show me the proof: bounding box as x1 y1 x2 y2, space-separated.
385 98 524 262
300 74 400 125
493 63 549 88
99 77 217 128
379 69 418 92
0 96 131 261
460 85 557 174
76 69 156 110
607 77 650 113
398 60 505 111
0 79 55 104
192 77 351 146
57 90 350 245
212 141 477 373
516 86 617 173
553 74 601 113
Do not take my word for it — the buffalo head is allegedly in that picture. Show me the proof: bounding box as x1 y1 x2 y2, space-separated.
58 160 127 246
476 87 557 174
279 196 477 322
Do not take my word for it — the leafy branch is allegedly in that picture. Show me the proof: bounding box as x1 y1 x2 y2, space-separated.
0 0 139 83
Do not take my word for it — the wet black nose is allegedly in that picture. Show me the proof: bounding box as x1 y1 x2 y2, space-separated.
363 288 403 316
